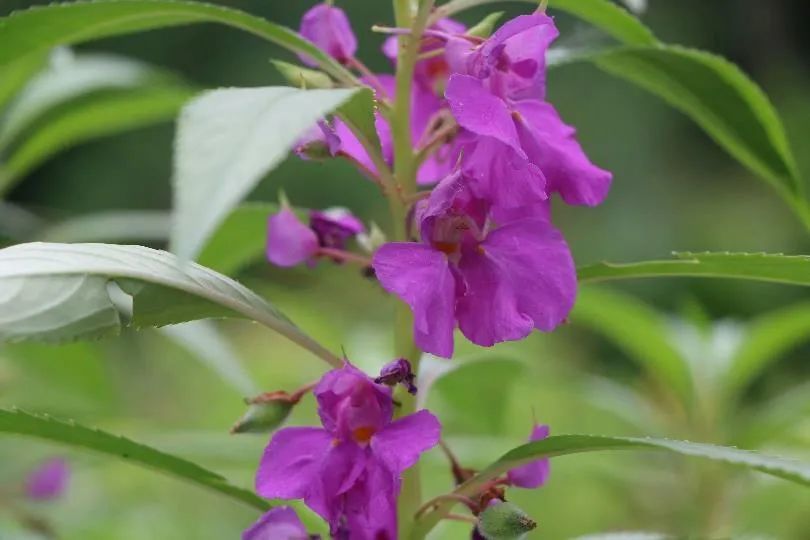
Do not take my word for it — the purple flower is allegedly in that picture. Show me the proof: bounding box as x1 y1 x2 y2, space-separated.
446 14 559 101
25 458 69 501
298 3 357 67
507 424 550 489
296 120 341 160
373 173 576 358
266 206 364 267
255 363 441 538
444 13 612 207
243 506 314 540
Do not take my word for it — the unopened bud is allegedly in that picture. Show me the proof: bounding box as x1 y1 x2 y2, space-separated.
477 501 537 540
375 358 417 395
271 60 334 89
230 392 294 434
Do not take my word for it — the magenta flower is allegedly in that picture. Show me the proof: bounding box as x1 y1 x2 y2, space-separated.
243 506 314 540
266 206 364 267
255 363 441 538
446 14 559 101
444 14 612 207
507 423 551 488
25 458 69 501
373 173 576 358
298 3 357 67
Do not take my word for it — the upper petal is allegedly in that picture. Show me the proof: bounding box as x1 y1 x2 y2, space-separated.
371 410 442 477
266 207 319 267
514 100 612 206
255 427 332 500
445 75 522 153
373 243 457 358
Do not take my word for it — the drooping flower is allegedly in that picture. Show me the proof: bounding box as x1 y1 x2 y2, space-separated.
298 3 357 67
25 458 69 501
243 506 315 540
507 423 550 489
255 363 441 538
373 173 576 358
444 14 612 207
266 206 364 267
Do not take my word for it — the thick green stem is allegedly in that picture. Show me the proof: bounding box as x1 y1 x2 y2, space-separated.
389 0 435 538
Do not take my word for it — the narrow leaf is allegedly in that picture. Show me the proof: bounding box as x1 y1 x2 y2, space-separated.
170 86 362 260
0 86 193 196
0 242 340 366
593 46 802 209
0 52 47 111
35 210 171 243
0 0 357 85
414 434 810 536
196 203 276 275
578 252 810 286
0 407 268 511
573 287 693 405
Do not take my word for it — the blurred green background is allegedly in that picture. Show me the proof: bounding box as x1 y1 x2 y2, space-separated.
1 0 809 538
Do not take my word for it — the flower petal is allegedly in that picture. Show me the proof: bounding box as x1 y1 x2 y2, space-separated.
25 458 69 501
372 410 442 477
507 424 551 489
514 100 612 206
266 208 319 267
445 75 522 153
373 243 457 358
242 506 308 540
304 441 367 524
255 427 331 499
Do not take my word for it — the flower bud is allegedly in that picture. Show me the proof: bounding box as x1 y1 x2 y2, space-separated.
477 501 537 540
230 392 294 434
271 60 334 89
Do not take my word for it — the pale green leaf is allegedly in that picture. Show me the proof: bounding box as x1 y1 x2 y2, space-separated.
170 86 363 260
413 434 810 536
0 242 339 365
0 52 47 111
573 287 693 405
723 302 810 400
578 252 810 286
0 50 171 149
0 0 357 86
0 85 193 196
0 407 268 511
35 210 171 243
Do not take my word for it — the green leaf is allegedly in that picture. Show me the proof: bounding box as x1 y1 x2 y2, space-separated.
334 88 383 169
572 287 693 406
734 381 810 448
196 202 276 275
0 407 268 511
578 252 810 286
0 242 340 365
572 534 670 540
467 12 504 39
170 86 364 260
0 52 47 111
592 46 803 214
0 0 357 86
0 50 175 149
35 210 171 243
413 434 810 537
723 302 810 401
432 0 656 46
0 85 193 196
271 60 334 89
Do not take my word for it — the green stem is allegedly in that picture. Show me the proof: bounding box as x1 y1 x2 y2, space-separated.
389 0 435 537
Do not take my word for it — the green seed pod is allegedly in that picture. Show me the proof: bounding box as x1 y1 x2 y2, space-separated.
477 501 537 540
230 399 292 434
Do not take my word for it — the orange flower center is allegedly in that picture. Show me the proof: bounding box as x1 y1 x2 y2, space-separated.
352 426 376 444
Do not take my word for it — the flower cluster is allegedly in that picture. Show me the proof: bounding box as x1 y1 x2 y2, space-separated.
267 3 611 359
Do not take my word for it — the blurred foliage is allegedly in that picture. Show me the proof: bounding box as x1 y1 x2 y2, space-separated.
1 0 809 539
